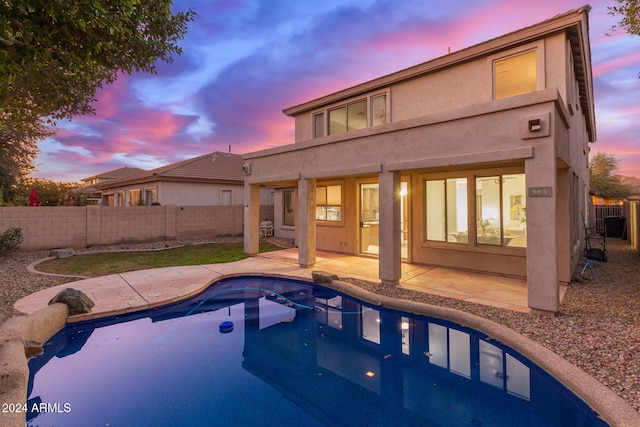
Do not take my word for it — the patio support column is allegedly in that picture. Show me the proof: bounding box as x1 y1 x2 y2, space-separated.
379 169 401 285
298 178 316 268
243 183 260 256
525 149 559 314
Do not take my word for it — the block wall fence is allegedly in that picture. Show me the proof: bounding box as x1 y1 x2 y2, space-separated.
0 205 274 251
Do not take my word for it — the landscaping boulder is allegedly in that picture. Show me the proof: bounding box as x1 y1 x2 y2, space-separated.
24 340 44 359
311 271 339 284
48 288 95 315
49 248 76 259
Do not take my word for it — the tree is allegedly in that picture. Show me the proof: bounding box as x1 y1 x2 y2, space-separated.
16 178 82 206
609 0 640 76
589 151 633 200
0 120 51 202
0 1 195 129
609 0 640 36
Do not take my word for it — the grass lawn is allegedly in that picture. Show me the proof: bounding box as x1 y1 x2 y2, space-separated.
35 242 282 277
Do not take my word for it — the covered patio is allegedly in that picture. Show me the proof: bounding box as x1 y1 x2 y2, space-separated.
256 248 557 313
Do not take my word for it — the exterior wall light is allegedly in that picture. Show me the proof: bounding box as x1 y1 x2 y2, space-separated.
528 118 542 132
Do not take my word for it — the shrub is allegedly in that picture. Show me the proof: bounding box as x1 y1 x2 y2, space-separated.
0 227 23 254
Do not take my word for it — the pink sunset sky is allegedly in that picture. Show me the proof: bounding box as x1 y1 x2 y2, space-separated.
30 0 640 182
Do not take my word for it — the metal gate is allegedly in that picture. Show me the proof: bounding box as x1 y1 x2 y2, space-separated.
594 205 623 234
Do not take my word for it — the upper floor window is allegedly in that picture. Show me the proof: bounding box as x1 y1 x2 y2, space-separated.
313 112 325 138
329 99 367 135
493 50 537 100
313 92 388 138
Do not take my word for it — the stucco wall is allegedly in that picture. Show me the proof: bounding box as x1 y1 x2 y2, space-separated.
291 34 580 144
0 205 274 251
159 182 245 205
104 182 273 207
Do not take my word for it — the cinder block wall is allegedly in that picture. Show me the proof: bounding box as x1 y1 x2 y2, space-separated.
175 205 243 240
0 207 87 250
0 205 274 251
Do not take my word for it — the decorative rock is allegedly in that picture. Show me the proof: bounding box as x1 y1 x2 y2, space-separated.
48 288 95 315
311 271 339 284
49 248 76 259
24 340 44 359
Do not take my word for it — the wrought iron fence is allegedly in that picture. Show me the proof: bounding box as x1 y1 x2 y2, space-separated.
594 204 623 235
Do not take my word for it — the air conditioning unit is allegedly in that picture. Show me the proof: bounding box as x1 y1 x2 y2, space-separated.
242 164 251 175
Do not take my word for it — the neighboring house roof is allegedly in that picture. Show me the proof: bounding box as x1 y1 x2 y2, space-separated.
81 166 146 183
75 166 146 195
96 151 244 190
283 5 595 142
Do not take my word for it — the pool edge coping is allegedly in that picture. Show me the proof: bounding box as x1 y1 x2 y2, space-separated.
3 273 639 427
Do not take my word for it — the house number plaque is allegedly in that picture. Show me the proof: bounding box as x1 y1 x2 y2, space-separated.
528 187 553 197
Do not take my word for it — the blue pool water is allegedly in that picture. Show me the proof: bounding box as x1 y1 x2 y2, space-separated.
27 276 606 426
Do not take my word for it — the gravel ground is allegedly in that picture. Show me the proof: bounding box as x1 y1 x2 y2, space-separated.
1 237 638 413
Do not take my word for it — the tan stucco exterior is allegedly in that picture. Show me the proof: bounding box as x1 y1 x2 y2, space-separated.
243 7 595 314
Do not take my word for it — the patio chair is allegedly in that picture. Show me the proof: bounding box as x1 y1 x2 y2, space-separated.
259 220 273 238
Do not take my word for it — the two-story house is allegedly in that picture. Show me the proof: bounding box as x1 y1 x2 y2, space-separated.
242 6 595 314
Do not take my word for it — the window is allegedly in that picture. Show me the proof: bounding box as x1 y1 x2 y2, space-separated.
316 185 342 221
145 188 157 205
479 340 530 400
283 190 295 226
313 112 325 138
221 190 232 205
361 308 380 344
494 50 537 99
347 99 367 131
313 92 388 138
425 178 468 243
371 94 387 126
476 174 526 247
129 189 141 206
328 99 367 135
428 323 471 379
315 295 343 330
328 106 347 135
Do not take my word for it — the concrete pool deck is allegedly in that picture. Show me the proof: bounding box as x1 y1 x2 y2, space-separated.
14 248 548 321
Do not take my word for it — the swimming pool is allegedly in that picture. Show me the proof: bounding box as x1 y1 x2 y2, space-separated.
27 276 606 426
